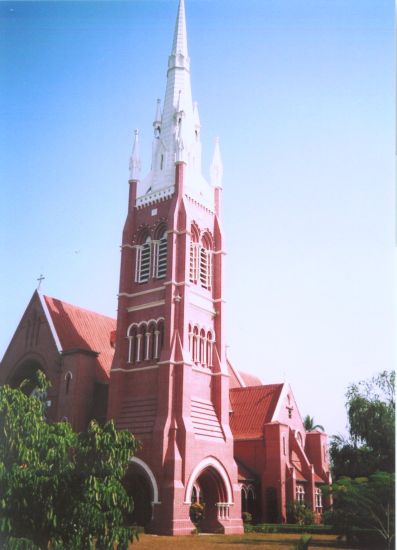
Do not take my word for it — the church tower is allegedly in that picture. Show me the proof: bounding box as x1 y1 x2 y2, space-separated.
108 0 243 535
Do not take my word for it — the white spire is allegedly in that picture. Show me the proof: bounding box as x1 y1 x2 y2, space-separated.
172 0 188 58
193 101 200 130
129 129 141 181
210 137 223 188
139 0 214 209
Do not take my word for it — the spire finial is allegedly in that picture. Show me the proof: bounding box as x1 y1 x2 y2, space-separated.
153 99 162 137
210 137 223 188
129 129 141 181
172 0 188 58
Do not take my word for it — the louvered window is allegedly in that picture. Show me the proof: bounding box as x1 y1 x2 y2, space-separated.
156 232 168 278
199 247 212 289
189 242 198 283
136 237 151 283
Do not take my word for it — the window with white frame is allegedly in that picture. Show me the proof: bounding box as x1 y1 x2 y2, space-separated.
189 323 214 368
315 488 322 512
155 231 168 278
189 225 200 284
296 485 305 505
135 236 151 283
127 319 164 364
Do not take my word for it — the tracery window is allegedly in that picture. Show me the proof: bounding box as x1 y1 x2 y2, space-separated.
188 323 214 368
296 485 305 505
189 225 213 290
127 319 164 364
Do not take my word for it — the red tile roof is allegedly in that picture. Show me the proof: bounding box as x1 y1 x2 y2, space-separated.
295 469 308 482
44 295 116 383
229 384 284 439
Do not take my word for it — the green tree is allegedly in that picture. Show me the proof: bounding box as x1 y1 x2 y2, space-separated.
323 473 395 550
0 372 140 549
330 370 395 479
303 415 324 432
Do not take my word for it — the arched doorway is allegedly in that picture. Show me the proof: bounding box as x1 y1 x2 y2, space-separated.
185 457 233 533
123 458 159 529
9 359 44 394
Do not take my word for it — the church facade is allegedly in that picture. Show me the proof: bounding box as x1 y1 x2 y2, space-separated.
0 0 331 536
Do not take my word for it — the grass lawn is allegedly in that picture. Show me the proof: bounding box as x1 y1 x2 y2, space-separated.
131 533 357 549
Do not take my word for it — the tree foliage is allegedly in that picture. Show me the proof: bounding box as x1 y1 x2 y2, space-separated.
330 370 395 479
303 415 324 432
323 473 395 549
0 372 140 549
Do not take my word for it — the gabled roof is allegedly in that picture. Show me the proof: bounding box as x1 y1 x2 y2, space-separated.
229 384 284 440
43 295 116 383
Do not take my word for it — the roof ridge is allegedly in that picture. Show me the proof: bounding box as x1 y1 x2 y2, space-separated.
44 295 116 322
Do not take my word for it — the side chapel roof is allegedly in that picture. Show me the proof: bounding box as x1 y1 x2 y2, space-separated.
43 295 116 383
229 384 284 440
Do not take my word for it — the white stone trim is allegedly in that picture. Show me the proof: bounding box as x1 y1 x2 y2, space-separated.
129 457 161 504
38 292 62 353
190 302 216 316
271 382 289 422
184 456 233 505
156 360 192 366
127 300 165 312
111 365 159 373
192 366 212 376
163 280 187 287
136 185 175 208
119 286 165 298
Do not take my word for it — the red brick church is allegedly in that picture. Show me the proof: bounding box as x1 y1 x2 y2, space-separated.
0 0 331 535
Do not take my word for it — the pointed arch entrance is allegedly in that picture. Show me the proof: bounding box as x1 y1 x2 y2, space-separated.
185 457 234 533
124 458 160 529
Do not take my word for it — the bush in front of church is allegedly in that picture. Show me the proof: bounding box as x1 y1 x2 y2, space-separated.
0 371 140 549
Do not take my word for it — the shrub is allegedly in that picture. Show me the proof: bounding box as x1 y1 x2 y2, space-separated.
291 534 312 550
242 512 252 524
189 502 205 525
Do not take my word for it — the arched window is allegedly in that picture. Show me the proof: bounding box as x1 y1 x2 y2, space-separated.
296 485 305 505
199 233 213 290
155 230 167 279
199 328 206 365
65 371 72 395
136 235 152 283
127 325 137 363
127 319 164 364
192 326 199 363
189 224 200 284
206 331 213 368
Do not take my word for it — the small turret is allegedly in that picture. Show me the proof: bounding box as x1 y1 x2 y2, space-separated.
129 129 141 181
153 99 162 138
210 137 223 189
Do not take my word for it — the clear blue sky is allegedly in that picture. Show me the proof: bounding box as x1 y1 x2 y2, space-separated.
0 0 394 438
